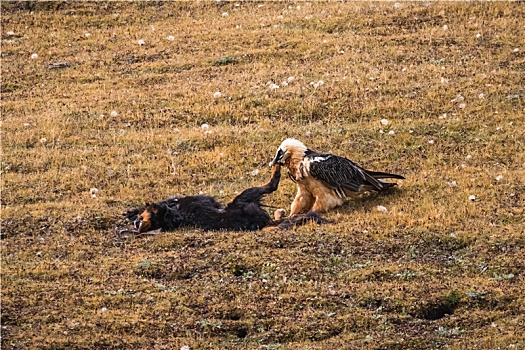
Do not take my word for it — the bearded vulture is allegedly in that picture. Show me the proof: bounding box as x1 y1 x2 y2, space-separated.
269 138 405 214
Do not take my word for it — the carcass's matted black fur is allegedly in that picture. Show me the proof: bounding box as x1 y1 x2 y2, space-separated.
124 165 328 233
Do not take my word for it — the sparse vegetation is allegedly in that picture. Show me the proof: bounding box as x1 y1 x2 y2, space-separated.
1 2 524 349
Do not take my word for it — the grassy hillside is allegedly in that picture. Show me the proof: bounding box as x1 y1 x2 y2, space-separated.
1 2 524 349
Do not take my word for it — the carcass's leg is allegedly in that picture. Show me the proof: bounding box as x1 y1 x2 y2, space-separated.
227 165 281 207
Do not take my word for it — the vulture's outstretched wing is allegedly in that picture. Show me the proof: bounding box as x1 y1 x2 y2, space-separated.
306 153 385 197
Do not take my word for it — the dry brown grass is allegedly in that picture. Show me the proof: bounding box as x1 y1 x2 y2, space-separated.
1 2 524 349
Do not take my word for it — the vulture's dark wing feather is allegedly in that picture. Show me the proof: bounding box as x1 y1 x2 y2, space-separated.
306 153 384 194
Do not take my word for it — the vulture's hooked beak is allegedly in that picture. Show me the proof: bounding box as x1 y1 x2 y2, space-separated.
269 148 285 167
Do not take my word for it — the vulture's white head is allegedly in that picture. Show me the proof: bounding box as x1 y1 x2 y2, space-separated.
269 138 308 166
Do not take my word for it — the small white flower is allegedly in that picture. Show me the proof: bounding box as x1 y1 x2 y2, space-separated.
310 80 324 88
6 31 15 36
101 307 108 312
439 113 447 119
388 130 395 135
451 95 464 103
40 137 47 144
478 93 485 99
110 111 118 117
468 195 476 201
496 126 502 131
84 32 91 38
281 81 288 87
277 15 284 20
137 39 145 46
379 129 384 134
249 169 260 176
222 12 229 17
173 128 180 133
377 205 388 213
287 76 295 83
31 53 38 59
24 122 31 127
458 103 466 109
167 35 175 41
213 91 222 99
401 67 407 73
442 25 448 31
440 77 448 84
180 346 191 350
513 48 519 53
475 33 482 39
409 129 414 134
201 123 210 130
466 154 472 160
204 130 213 135
428 140 435 145
495 175 503 181
199 191 204 195
393 2 402 9
90 188 99 198
268 83 280 90
304 131 311 137
448 180 457 187
380 118 389 126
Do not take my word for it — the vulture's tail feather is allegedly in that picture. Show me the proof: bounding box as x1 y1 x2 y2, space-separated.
367 171 405 180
